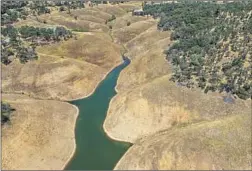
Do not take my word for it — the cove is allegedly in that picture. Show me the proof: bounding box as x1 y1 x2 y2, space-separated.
65 57 131 170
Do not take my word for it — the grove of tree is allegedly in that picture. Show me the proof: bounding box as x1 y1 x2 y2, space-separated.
143 1 252 100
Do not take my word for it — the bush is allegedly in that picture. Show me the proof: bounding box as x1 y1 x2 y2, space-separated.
59 6 66 11
1 102 15 125
108 14 116 22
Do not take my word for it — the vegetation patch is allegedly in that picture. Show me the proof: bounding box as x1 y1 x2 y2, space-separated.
1 0 85 25
1 102 15 125
1 25 72 65
0 1 84 65
144 1 252 100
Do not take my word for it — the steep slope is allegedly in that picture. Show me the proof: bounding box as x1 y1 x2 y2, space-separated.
105 74 251 143
2 32 122 101
1 94 77 170
115 113 252 170
112 19 156 44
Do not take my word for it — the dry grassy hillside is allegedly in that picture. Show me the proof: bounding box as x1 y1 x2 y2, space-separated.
2 32 122 101
97 4 126 16
124 25 171 59
36 32 122 69
111 13 149 30
103 7 251 170
112 19 156 44
1 94 77 170
38 13 109 32
115 26 172 91
115 113 251 170
71 8 112 20
14 18 55 28
118 3 142 11
2 54 104 101
105 74 251 143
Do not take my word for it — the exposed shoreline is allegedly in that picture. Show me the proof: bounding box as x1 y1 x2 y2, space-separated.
61 104 79 170
102 56 135 143
103 96 135 143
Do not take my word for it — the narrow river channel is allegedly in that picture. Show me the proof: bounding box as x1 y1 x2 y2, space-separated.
65 57 131 170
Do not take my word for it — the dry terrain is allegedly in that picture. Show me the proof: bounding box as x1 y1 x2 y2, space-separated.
2 31 122 101
115 113 252 170
1 3 140 170
2 2 251 170
1 94 77 170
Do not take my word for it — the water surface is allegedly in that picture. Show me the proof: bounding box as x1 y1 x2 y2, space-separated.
65 57 131 170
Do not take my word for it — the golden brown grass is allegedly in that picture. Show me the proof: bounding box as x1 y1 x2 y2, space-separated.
96 4 127 17
36 32 122 69
2 54 106 101
1 94 78 170
37 13 109 32
2 32 123 101
118 2 142 12
112 19 156 44
79 8 111 19
115 113 252 170
111 13 149 30
115 26 172 91
105 74 251 143
14 18 54 28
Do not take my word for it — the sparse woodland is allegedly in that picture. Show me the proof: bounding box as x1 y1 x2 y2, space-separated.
143 1 252 100
1 1 85 65
1 25 72 64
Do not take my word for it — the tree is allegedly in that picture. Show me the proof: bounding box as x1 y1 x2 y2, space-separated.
17 47 38 63
59 6 66 12
111 15 116 20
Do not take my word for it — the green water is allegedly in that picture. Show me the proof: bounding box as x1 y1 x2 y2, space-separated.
65 57 131 170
